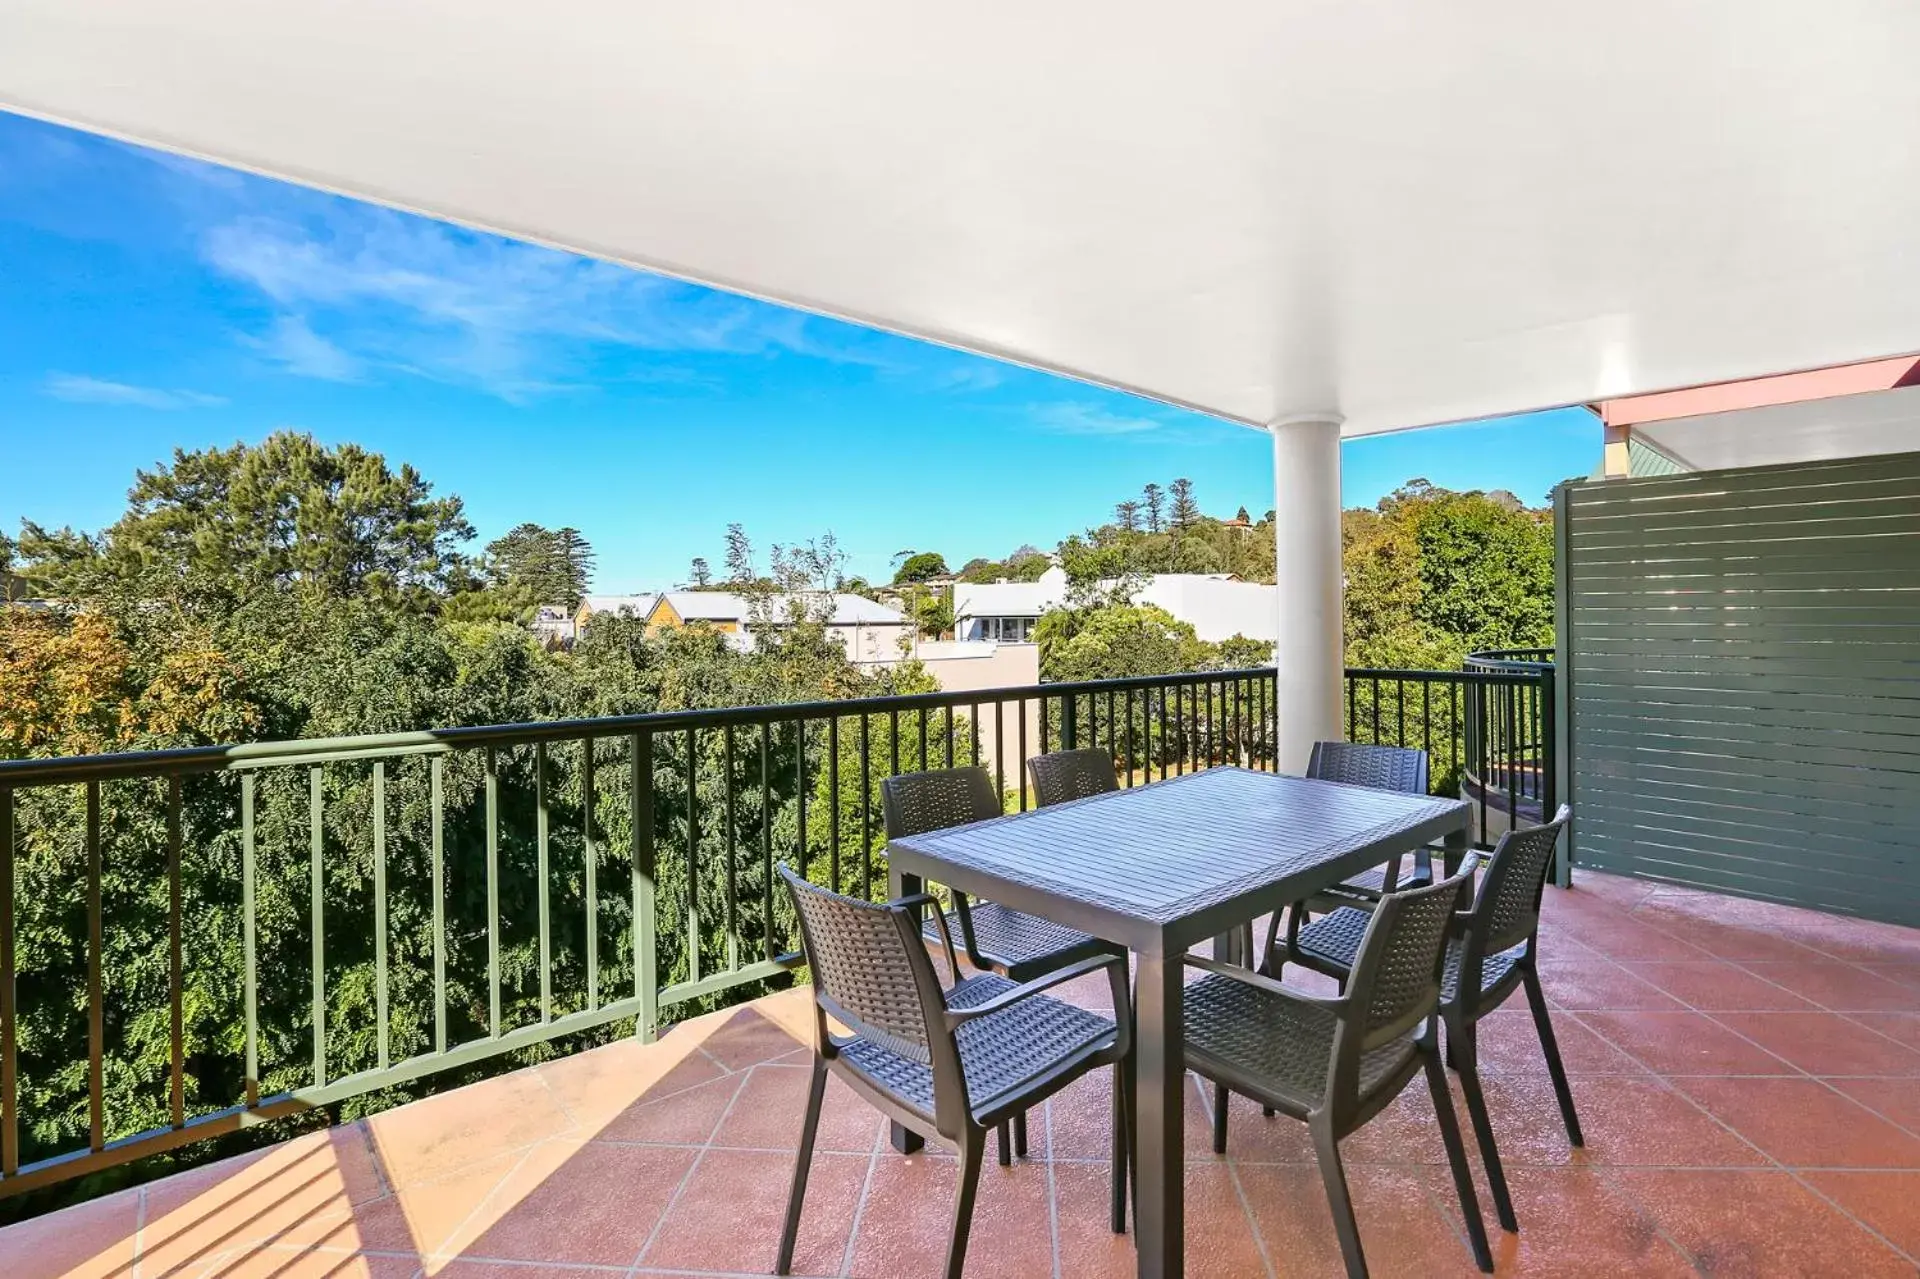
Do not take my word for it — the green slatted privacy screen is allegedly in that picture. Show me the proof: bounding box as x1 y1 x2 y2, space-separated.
1560 453 1920 928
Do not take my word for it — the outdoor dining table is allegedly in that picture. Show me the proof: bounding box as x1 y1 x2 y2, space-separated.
885 765 1471 1279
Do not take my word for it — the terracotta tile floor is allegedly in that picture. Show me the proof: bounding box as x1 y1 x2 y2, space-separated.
4 869 1919 1278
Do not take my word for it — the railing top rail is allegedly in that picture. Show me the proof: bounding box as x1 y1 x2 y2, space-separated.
1345 665 1548 685
1462 647 1555 673
0 666 1280 788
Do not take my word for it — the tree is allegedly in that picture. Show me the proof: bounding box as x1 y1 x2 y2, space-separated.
485 523 593 607
15 432 473 611
723 522 755 584
1141 484 1165 534
1114 500 1142 533
1235 506 1250 523
892 551 949 584
1169 477 1200 531
688 557 713 587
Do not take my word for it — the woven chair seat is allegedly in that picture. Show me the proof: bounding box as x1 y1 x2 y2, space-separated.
922 902 1114 979
1183 972 1417 1111
1296 907 1522 1002
838 973 1116 1117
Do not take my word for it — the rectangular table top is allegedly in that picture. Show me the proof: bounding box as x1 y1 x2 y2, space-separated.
887 766 1469 953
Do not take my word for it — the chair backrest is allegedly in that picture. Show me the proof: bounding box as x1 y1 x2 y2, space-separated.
880 766 1002 840
1342 858 1479 1055
1306 741 1430 796
780 866 947 1067
1465 805 1572 958
1028 748 1119 807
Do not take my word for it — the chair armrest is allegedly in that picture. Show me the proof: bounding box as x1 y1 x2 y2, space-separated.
895 891 961 987
943 954 1122 1027
1181 953 1348 1014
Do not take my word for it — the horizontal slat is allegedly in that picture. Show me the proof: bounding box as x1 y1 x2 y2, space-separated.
1574 777 1916 846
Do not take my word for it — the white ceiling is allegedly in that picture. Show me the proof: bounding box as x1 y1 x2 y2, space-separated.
6 2 1920 436
1638 383 1920 472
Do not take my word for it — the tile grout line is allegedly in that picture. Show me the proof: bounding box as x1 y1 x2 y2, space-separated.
131 1184 148 1279
1202 1072 1277 1279
1559 893 1920 1270
1042 1094 1063 1279
626 1062 755 1276
835 1108 888 1278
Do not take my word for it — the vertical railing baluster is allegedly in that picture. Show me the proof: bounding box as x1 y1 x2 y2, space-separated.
536 742 552 1024
431 758 446 1055
86 781 103 1150
1124 690 1136 787
969 703 981 768
310 767 327 1087
918 708 928 769
583 739 599 1011
760 723 774 960
632 730 658 1041
1347 676 1357 741
0 785 14 1175
795 719 807 866
1422 683 1433 786
373 763 389 1069
484 748 501 1037
944 706 954 768
859 715 873 899
890 709 900 780
243 772 260 1103
167 777 184 1128
829 716 841 894
686 729 700 986
993 701 1005 799
1017 697 1028 810
725 724 739 968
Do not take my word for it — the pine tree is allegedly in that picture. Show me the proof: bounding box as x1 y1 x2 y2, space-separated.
1141 483 1164 533
1170 477 1200 530
689 557 713 587
1115 500 1142 533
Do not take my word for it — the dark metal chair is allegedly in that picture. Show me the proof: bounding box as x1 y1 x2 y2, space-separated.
1027 746 1121 807
1183 862 1494 1278
1282 806 1580 1236
881 765 1123 1163
776 867 1132 1279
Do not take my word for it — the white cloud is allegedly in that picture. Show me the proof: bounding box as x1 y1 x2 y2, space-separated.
250 315 361 382
932 363 1007 392
1029 401 1166 436
44 374 228 410
202 209 891 400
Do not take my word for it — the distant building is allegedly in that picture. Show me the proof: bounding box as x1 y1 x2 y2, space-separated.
645 591 914 665
530 605 576 647
953 565 1277 645
573 594 662 633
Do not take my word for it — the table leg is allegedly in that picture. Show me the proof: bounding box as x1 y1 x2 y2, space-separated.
1134 950 1184 1277
1443 825 1469 877
888 863 926 1156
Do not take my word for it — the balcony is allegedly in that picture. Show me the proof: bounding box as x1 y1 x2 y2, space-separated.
0 664 1915 1277
3 866 1917 1277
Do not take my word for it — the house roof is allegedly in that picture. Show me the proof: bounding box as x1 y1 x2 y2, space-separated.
660 591 905 626
579 594 659 618
9 5 1918 438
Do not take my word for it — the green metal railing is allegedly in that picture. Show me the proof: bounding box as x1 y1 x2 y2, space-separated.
0 666 1279 1197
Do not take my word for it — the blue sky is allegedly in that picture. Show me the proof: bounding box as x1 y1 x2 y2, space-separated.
0 111 1599 589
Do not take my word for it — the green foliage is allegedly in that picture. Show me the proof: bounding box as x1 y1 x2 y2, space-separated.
891 551 949 584
1342 481 1553 668
18 432 473 613
484 523 594 608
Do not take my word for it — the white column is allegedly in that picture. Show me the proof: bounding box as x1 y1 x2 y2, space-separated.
1269 413 1346 771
